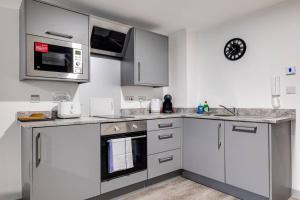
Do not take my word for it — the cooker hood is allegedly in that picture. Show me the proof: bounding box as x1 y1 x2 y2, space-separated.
90 17 132 58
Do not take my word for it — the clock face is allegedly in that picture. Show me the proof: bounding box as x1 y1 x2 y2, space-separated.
224 38 246 61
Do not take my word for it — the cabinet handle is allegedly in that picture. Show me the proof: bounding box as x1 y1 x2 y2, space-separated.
158 155 173 163
232 125 257 133
158 134 173 140
158 123 173 128
45 31 73 39
218 123 222 150
35 133 41 168
138 62 141 82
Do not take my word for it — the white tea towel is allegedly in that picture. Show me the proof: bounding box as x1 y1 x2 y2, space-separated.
125 138 134 169
108 138 126 173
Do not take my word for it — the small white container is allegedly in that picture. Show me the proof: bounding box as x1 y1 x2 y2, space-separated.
57 101 81 118
150 99 161 114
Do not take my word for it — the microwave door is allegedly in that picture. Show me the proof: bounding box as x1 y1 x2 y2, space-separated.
35 47 73 73
26 35 89 82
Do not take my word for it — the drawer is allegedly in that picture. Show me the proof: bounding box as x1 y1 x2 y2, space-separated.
101 170 147 194
26 0 89 45
148 149 181 179
147 118 182 131
148 128 182 155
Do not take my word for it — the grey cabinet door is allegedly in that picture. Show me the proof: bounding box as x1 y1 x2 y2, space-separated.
183 119 225 182
26 0 89 45
225 122 269 197
134 28 169 86
32 124 100 200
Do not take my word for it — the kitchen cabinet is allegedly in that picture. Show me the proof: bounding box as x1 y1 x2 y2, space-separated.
183 119 225 182
25 0 89 45
148 149 181 179
147 118 182 179
225 122 269 197
148 128 182 155
147 118 182 131
21 124 100 200
121 28 169 87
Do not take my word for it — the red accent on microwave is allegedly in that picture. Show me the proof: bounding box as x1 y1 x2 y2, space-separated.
35 42 48 53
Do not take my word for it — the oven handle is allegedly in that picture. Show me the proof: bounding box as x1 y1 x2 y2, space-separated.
45 31 73 39
106 135 146 142
131 135 147 139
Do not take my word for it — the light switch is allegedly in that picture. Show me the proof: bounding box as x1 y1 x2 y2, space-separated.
286 66 296 75
286 86 296 94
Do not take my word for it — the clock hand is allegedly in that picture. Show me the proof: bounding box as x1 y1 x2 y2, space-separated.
229 48 235 54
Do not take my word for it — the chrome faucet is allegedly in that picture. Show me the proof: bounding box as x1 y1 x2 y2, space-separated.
219 105 238 116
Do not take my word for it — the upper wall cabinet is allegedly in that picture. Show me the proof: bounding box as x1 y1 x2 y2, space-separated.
25 0 89 45
121 28 169 87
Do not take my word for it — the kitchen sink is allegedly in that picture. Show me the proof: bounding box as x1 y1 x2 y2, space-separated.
212 114 234 117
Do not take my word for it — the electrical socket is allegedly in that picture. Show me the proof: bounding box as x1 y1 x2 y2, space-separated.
138 96 147 101
30 94 40 103
124 96 135 101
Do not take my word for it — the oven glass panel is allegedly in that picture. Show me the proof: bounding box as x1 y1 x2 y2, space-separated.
34 42 73 73
101 131 147 181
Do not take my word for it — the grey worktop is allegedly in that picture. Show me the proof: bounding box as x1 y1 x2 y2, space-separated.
19 112 295 128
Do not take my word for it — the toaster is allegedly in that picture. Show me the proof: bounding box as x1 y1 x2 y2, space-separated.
57 101 81 119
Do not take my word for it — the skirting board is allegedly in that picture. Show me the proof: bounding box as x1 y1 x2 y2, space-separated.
292 189 300 199
182 170 268 200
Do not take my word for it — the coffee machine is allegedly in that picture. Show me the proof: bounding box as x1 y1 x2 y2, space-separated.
162 94 173 113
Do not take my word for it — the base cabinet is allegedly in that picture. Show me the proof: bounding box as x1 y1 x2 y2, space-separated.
183 119 225 182
183 118 291 200
22 124 101 200
225 122 269 197
148 149 181 179
147 119 182 179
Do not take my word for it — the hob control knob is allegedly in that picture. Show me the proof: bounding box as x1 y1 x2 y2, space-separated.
132 124 138 129
114 126 120 132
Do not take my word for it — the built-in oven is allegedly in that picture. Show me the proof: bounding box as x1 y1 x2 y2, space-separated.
26 35 89 82
101 121 147 182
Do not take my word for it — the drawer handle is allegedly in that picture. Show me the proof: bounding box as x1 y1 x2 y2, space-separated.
158 123 173 128
158 134 173 140
232 125 257 133
45 31 73 39
158 156 173 163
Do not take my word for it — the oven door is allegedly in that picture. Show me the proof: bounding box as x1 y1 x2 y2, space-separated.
101 131 147 181
26 35 89 81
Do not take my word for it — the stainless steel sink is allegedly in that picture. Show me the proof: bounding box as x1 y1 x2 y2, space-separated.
212 114 234 117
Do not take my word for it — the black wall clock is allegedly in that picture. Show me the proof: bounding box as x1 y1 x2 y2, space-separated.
224 38 246 61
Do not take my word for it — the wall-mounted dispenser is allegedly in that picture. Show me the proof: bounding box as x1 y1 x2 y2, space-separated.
271 75 281 109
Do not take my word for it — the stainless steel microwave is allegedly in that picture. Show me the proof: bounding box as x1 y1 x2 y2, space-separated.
23 35 89 82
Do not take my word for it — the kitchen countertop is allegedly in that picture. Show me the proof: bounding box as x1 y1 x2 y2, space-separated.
19 112 295 128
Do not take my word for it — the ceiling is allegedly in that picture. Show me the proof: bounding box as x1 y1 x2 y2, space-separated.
1 0 288 34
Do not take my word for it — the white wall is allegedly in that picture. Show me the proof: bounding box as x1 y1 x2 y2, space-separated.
166 29 199 108
189 0 300 195
165 30 188 107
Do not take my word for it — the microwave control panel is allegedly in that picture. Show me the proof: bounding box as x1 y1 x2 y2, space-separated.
73 49 83 74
